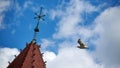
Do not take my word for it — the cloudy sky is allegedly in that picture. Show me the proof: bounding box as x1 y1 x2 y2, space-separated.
0 0 120 68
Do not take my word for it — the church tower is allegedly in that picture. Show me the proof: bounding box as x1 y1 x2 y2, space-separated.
7 7 46 68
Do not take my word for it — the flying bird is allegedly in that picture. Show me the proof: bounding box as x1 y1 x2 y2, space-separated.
77 39 88 49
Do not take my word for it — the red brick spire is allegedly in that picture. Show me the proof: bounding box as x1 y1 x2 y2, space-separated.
7 7 46 68
7 43 46 68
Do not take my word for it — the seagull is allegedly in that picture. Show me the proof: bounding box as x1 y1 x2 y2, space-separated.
77 39 88 49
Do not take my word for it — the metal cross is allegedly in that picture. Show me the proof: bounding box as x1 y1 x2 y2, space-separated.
34 7 45 32
34 7 45 22
31 7 45 43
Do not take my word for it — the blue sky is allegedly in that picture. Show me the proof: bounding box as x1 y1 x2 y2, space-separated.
0 0 120 68
0 0 119 49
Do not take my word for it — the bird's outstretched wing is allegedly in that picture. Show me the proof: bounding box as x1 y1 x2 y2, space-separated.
77 39 88 49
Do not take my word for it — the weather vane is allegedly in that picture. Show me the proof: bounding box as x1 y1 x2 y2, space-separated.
32 7 45 43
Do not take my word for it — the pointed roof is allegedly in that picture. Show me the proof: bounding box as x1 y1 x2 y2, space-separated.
7 7 46 68
7 43 46 68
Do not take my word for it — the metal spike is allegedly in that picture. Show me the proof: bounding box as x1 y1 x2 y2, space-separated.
41 53 44 55
40 7 43 15
42 15 45 17
14 55 17 57
34 17 37 19
8 61 11 64
38 45 41 48
34 13 37 15
44 61 47 64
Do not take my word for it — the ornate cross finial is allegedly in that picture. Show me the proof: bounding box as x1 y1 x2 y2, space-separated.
31 7 45 43
34 7 45 32
34 7 45 23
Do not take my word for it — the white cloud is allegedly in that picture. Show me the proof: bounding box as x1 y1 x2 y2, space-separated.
43 51 56 62
46 47 102 68
23 1 33 9
0 0 10 13
93 6 120 68
41 39 55 50
0 0 33 30
44 0 101 68
51 0 98 40
0 0 11 29
0 47 19 68
48 0 120 68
